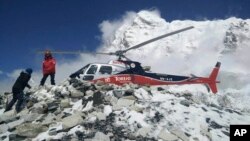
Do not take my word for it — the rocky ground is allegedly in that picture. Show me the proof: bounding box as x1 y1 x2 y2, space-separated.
1 78 250 141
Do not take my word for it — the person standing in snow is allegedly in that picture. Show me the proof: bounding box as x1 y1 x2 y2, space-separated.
40 50 56 86
5 68 33 113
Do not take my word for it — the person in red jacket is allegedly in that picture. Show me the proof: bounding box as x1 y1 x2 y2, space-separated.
40 50 56 86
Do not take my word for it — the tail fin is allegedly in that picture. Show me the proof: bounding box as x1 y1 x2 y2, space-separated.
207 62 221 94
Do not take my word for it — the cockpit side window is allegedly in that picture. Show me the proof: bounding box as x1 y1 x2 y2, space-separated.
99 66 112 75
86 65 98 74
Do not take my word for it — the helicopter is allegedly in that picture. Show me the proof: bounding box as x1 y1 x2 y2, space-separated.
65 26 221 94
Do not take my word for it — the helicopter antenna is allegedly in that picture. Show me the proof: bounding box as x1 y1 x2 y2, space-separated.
98 26 194 60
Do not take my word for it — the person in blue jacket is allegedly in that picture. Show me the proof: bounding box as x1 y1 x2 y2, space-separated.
4 68 32 113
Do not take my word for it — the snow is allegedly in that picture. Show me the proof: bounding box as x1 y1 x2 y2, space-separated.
104 105 112 116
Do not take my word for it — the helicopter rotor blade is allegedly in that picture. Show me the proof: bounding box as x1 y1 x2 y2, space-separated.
96 52 113 55
122 26 194 53
37 50 95 55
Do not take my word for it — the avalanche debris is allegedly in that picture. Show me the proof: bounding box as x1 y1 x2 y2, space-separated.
0 78 250 141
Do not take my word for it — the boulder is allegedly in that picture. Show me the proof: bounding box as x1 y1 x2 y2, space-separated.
85 90 94 97
96 112 106 121
169 128 189 141
21 113 42 122
0 123 9 133
93 91 104 106
115 98 135 110
113 90 123 98
136 127 151 137
0 110 18 123
92 132 110 141
42 113 57 125
60 98 70 108
62 114 84 129
15 123 48 138
158 129 178 141
7 119 25 129
70 90 84 98
200 125 212 140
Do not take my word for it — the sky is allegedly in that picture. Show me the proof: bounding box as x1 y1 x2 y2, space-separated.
0 0 250 91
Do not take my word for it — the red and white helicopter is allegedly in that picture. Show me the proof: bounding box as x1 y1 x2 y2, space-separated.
68 26 221 94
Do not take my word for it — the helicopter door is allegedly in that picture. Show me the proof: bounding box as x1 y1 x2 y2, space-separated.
83 65 98 80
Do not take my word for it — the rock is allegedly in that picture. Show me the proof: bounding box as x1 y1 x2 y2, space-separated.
1 135 7 141
15 123 48 138
93 91 104 106
113 90 123 98
101 85 114 91
70 90 84 98
60 98 70 108
201 107 208 112
157 87 164 91
169 128 189 141
200 125 212 140
96 80 105 86
92 132 110 141
47 102 59 111
152 111 163 123
210 103 223 110
122 95 137 100
85 90 94 97
49 128 58 136
7 119 25 129
124 89 134 96
182 93 192 100
0 123 9 133
180 100 191 107
8 134 16 140
222 131 230 137
96 112 106 121
62 114 84 129
206 118 210 123
136 127 151 137
26 101 34 108
209 121 223 129
30 103 48 114
42 113 57 125
130 104 144 112
109 96 118 106
0 110 18 123
75 130 84 139
82 101 94 112
141 86 151 92
134 88 151 100
113 98 135 110
158 130 178 141
18 108 29 116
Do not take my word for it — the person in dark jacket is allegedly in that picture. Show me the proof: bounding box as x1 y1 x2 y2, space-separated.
5 68 32 113
40 50 56 86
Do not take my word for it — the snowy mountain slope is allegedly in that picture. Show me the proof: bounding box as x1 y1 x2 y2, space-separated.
1 79 250 141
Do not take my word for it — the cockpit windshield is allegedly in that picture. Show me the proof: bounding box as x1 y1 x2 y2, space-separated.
79 64 90 74
69 64 90 78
